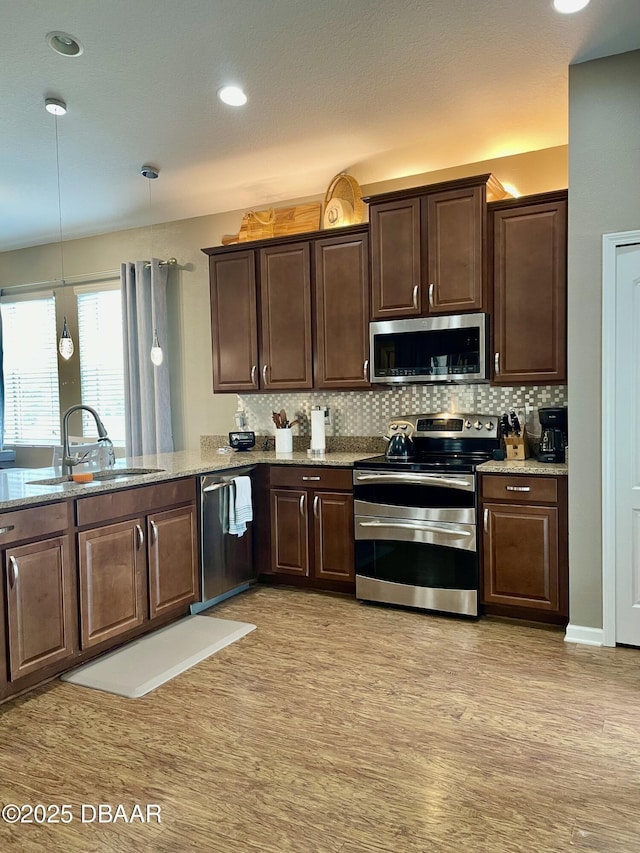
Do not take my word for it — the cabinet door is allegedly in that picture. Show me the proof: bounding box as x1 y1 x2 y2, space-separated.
423 185 485 313
78 518 147 649
314 232 371 388
370 198 422 318
4 536 76 681
482 503 560 612
491 197 567 384
270 489 309 576
148 506 198 620
209 251 259 391
312 491 355 581
259 243 313 389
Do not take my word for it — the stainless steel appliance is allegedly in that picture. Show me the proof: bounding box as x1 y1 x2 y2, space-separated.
354 412 500 616
192 467 257 613
537 406 567 463
369 313 490 385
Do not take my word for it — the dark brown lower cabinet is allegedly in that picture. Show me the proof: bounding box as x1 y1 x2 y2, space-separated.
148 505 198 619
78 518 147 649
76 478 199 651
5 535 76 681
480 473 568 625
267 466 355 589
0 503 76 699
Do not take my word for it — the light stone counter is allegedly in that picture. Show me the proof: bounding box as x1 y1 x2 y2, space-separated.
477 458 568 476
0 448 378 512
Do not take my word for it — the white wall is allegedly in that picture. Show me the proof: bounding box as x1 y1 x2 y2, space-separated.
567 49 640 629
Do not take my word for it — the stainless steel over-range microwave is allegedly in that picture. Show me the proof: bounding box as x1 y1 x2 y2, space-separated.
369 313 490 385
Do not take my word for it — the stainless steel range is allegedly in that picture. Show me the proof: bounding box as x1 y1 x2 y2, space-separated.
353 412 500 617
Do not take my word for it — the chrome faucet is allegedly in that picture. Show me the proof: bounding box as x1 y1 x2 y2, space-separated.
61 404 116 474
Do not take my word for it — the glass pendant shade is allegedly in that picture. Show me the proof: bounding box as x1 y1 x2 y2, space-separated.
150 329 164 366
58 316 74 360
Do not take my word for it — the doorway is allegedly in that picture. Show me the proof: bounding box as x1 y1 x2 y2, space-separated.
602 230 640 647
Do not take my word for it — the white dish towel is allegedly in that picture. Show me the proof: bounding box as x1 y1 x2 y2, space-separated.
228 476 253 537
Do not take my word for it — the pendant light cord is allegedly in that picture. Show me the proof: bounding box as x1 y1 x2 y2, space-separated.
54 114 65 285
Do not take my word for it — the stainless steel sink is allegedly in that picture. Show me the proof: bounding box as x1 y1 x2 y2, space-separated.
27 468 165 486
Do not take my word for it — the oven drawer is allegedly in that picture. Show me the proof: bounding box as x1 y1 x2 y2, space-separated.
481 475 558 504
355 514 476 552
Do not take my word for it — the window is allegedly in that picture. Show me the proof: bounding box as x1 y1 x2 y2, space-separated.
1 293 61 444
76 286 126 444
1 275 125 447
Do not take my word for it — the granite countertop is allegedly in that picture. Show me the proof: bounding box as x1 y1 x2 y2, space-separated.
0 446 568 513
477 458 568 476
0 448 376 512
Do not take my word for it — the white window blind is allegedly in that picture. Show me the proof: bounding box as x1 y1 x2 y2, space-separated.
76 287 126 444
1 294 61 444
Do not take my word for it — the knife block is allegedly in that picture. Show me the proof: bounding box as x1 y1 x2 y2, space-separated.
503 429 529 460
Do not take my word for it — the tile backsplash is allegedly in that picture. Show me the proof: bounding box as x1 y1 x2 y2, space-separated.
237 385 567 440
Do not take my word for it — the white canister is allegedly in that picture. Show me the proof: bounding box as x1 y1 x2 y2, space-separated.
275 427 293 454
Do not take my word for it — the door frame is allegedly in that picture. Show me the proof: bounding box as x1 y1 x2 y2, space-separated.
601 229 640 647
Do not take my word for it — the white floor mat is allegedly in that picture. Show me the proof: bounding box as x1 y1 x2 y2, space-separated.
60 615 256 698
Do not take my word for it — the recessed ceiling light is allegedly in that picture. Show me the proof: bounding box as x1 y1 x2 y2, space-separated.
45 97 67 116
46 30 84 57
218 86 247 107
553 0 590 13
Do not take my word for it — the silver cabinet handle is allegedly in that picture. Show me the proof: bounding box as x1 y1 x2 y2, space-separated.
299 494 305 516
0 525 15 536
302 476 321 481
494 352 500 375
313 495 319 518
262 365 268 383
506 485 531 492
363 359 369 381
428 283 434 307
136 524 144 549
8 555 18 588
250 365 257 384
150 520 158 544
483 508 489 534
412 284 419 310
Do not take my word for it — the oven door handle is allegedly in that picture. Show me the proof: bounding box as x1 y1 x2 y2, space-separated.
358 520 472 537
354 472 474 490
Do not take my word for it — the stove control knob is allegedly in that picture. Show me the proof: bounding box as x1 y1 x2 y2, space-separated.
474 420 483 431
485 421 494 431
465 420 472 429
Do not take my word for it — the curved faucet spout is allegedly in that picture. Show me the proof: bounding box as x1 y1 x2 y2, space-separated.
61 405 111 474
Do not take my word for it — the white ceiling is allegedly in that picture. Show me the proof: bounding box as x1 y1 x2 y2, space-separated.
2 0 640 252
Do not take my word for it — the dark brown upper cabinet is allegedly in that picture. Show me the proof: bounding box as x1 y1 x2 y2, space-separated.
209 251 259 392
314 229 370 389
204 224 370 393
489 190 567 385
366 174 504 320
259 242 313 390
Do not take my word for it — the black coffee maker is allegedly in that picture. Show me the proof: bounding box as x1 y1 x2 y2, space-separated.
537 407 567 463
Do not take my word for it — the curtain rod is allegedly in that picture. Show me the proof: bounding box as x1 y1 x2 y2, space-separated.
144 257 178 269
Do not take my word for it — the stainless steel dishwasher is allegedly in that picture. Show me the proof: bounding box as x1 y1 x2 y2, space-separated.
192 466 257 613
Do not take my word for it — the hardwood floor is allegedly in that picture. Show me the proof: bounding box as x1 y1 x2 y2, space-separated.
1 585 640 852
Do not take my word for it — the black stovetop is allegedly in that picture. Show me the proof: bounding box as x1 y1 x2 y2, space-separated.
354 453 493 474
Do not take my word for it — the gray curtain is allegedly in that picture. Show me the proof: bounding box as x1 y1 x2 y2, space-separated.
121 259 173 457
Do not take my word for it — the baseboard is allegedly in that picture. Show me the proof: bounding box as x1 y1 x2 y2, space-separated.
564 624 604 646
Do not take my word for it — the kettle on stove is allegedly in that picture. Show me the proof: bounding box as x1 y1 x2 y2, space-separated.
384 420 415 459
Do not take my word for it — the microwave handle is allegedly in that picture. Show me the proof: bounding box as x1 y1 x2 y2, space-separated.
494 352 500 375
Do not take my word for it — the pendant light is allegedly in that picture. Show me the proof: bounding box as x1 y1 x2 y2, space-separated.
142 164 163 366
46 96 75 360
